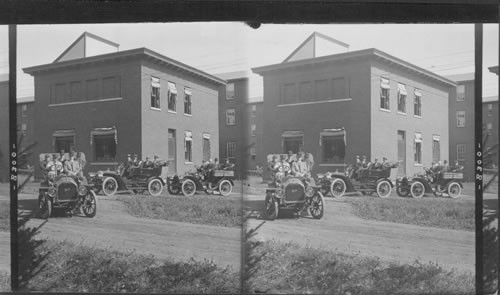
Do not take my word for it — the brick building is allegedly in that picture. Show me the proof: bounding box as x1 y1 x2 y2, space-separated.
483 96 498 169
17 96 35 169
0 74 8 182
24 32 224 179
253 33 455 178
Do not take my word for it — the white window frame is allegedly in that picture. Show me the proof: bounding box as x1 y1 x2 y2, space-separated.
226 141 237 161
397 83 407 114
456 144 466 161
226 83 235 100
456 111 466 127
457 85 465 101
226 108 236 126
151 77 161 110
184 88 192 115
414 89 422 117
168 82 178 113
380 78 390 111
184 131 193 163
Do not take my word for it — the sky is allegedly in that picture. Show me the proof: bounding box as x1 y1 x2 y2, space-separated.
4 23 498 100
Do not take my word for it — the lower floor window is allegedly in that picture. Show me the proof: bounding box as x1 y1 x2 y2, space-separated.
185 140 192 162
414 142 422 164
432 138 440 163
54 136 74 154
456 144 466 161
283 137 303 154
227 142 236 161
322 136 345 164
94 134 116 162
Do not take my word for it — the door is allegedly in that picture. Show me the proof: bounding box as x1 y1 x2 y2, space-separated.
397 130 406 176
168 129 176 175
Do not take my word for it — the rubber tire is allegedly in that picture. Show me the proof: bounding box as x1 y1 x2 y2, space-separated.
38 195 52 219
410 181 425 199
102 177 118 197
447 182 462 199
329 178 346 198
376 180 392 198
309 193 325 219
148 179 163 196
396 185 410 197
81 192 97 218
264 195 279 221
218 179 233 196
181 179 197 197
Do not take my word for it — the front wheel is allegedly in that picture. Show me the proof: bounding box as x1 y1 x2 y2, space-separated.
329 178 346 198
447 182 462 199
38 194 52 219
148 179 164 196
218 179 233 196
81 192 97 218
264 195 279 221
410 181 425 199
102 177 118 196
309 193 325 219
376 180 392 198
181 179 197 197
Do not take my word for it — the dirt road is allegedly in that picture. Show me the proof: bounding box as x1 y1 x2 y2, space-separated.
245 193 475 273
13 191 241 271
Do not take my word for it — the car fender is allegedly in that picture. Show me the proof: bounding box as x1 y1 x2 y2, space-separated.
147 176 165 185
376 178 394 187
411 177 434 193
217 177 234 186
330 174 356 192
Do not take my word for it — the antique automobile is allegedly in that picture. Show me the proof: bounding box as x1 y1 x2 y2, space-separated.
166 164 235 197
89 158 168 197
395 166 464 199
318 162 398 198
264 154 325 220
38 153 97 218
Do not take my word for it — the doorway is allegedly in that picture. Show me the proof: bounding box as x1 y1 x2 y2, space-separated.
168 129 176 175
397 130 406 176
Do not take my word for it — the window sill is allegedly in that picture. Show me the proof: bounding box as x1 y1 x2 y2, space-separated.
90 162 118 166
184 113 193 117
168 110 177 114
397 111 407 115
414 163 422 166
457 126 465 128
379 108 391 113
414 115 422 119
150 107 161 111
185 161 193 165
49 97 123 107
277 98 352 107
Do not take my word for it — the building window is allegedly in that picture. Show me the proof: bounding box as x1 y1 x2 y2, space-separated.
168 82 178 112
184 131 193 163
397 83 407 113
251 105 257 117
226 108 236 125
251 124 256 136
282 83 298 104
457 85 465 101
86 79 99 101
315 79 329 101
380 78 390 110
332 77 346 100
202 133 210 161
414 89 422 117
54 83 66 104
227 142 236 161
488 103 493 116
456 111 466 127
320 129 346 164
21 104 27 117
102 76 120 99
226 83 235 100
282 131 304 154
21 123 27 136
414 132 422 164
456 144 466 161
299 81 313 102
150 77 161 109
91 127 117 162
70 81 82 102
54 136 74 154
250 147 257 161
432 135 440 163
184 88 192 115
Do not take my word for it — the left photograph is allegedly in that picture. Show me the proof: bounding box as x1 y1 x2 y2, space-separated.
15 23 245 292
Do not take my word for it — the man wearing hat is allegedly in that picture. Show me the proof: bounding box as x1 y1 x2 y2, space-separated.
361 155 369 168
371 158 382 170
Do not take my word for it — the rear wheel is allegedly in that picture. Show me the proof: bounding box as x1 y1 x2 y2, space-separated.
447 182 462 199
309 193 325 219
148 179 163 196
218 179 233 196
376 180 392 198
181 179 196 197
329 178 346 198
410 181 425 199
38 194 52 219
264 195 279 221
102 177 118 196
81 192 97 218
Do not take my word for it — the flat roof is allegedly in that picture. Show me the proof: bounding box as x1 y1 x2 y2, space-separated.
445 72 475 82
253 48 457 88
24 48 226 86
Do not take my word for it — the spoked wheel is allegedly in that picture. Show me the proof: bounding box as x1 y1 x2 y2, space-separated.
102 177 118 196
218 179 233 196
396 185 410 197
447 182 462 199
181 179 197 197
410 181 425 199
148 179 164 196
264 195 279 221
309 193 325 219
376 180 392 198
38 194 52 219
81 191 97 218
329 178 346 198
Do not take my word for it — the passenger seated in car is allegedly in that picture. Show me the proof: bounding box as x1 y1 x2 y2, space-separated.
142 156 153 169
53 154 64 176
450 160 463 172
291 152 310 178
370 158 382 170
442 160 450 172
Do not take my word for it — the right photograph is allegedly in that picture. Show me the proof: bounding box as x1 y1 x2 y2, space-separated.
241 23 498 294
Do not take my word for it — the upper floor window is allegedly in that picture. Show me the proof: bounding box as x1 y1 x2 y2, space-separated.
457 85 465 101
226 83 235 100
414 89 422 117
282 83 298 104
251 124 256 136
226 108 236 125
456 111 466 127
332 77 346 100
102 76 120 99
86 79 99 101
21 123 27 136
70 81 82 102
21 104 27 117
251 105 257 117
54 83 66 104
168 82 177 112
151 77 160 109
184 88 192 115
315 79 329 101
397 83 407 113
299 81 313 102
380 78 390 110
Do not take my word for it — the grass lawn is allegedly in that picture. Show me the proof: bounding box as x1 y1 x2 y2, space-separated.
0 200 9 231
22 239 239 293
123 195 243 227
246 240 474 294
346 197 474 231
0 272 9 292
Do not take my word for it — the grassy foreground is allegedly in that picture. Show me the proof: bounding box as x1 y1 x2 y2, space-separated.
0 272 9 292
347 197 474 231
23 240 239 293
0 200 9 231
124 195 243 227
247 240 474 294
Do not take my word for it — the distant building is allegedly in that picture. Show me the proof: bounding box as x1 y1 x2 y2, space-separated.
483 96 498 169
0 74 8 182
24 32 225 179
17 96 36 169
253 32 455 178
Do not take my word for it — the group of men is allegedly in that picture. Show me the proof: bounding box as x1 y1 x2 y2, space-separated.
268 150 314 179
196 158 234 184
40 149 87 179
122 154 164 177
430 160 463 174
354 155 392 171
